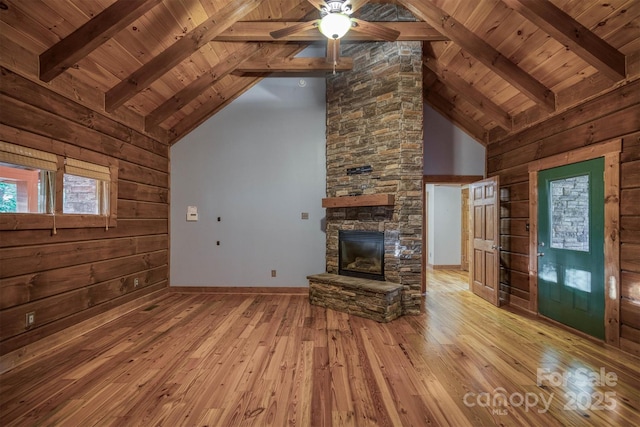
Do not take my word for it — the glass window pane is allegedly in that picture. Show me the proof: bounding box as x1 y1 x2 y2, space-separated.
565 268 592 293
550 174 590 251
539 264 558 284
0 163 48 213
63 174 101 214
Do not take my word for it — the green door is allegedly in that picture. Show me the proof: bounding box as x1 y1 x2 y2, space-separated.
537 158 605 339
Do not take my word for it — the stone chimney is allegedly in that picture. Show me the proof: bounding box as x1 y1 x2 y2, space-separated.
324 5 423 315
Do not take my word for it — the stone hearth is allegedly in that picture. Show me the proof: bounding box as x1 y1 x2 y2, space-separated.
308 273 403 322
315 4 423 317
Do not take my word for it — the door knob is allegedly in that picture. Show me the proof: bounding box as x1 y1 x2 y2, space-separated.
537 252 544 257
491 245 503 250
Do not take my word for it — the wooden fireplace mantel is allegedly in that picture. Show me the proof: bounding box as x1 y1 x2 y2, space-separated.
321 194 395 208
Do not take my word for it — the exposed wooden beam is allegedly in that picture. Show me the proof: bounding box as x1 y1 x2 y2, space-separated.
488 53 640 143
169 44 307 143
306 0 325 10
217 21 448 42
349 0 371 13
423 56 512 131
422 69 438 89
39 0 163 82
145 43 264 129
350 18 400 42
398 0 555 112
1 36 168 143
502 0 626 82
237 57 353 73
105 0 265 112
146 3 316 129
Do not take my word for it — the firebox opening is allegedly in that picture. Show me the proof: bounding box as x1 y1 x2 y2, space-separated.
338 230 385 281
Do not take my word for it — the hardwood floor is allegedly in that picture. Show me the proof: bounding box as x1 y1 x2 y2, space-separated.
1 270 639 426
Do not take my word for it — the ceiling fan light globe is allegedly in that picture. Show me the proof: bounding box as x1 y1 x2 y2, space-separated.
319 13 351 40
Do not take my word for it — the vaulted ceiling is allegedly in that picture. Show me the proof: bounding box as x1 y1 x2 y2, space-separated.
1 0 638 145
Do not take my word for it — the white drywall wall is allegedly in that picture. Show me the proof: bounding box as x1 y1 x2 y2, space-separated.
426 184 435 266
423 105 486 176
431 185 462 266
170 75 326 287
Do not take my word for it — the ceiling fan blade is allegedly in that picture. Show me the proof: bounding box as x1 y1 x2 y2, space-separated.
350 18 400 41
270 20 319 39
326 38 341 64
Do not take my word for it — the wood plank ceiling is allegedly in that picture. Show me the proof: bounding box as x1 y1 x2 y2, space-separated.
1 0 638 145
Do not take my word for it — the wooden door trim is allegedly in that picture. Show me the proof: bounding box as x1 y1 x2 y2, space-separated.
528 139 621 171
422 185 428 293
422 178 427 293
528 138 621 346
423 175 484 183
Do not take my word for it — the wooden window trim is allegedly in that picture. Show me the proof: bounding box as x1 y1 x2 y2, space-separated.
528 138 621 347
0 155 118 231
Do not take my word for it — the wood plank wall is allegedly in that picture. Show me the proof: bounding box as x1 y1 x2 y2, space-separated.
0 68 169 355
487 78 640 355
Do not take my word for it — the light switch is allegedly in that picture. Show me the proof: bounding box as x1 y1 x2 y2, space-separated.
187 206 198 221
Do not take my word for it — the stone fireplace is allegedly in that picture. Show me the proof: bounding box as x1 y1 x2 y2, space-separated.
315 4 424 316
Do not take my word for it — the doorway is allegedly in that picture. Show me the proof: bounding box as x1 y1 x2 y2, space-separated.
527 139 621 345
422 175 483 293
537 158 605 339
426 184 463 269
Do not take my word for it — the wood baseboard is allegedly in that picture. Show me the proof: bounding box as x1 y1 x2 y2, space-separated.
169 286 309 295
432 264 462 270
0 288 169 375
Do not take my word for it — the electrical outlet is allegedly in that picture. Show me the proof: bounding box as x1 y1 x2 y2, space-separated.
134 278 139 288
25 311 35 328
271 270 277 277
301 212 309 220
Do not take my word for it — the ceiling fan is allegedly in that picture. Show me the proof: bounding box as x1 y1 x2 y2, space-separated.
270 0 401 70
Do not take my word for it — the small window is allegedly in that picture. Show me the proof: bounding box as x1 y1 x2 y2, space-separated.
0 142 57 213
0 142 117 231
63 158 111 216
